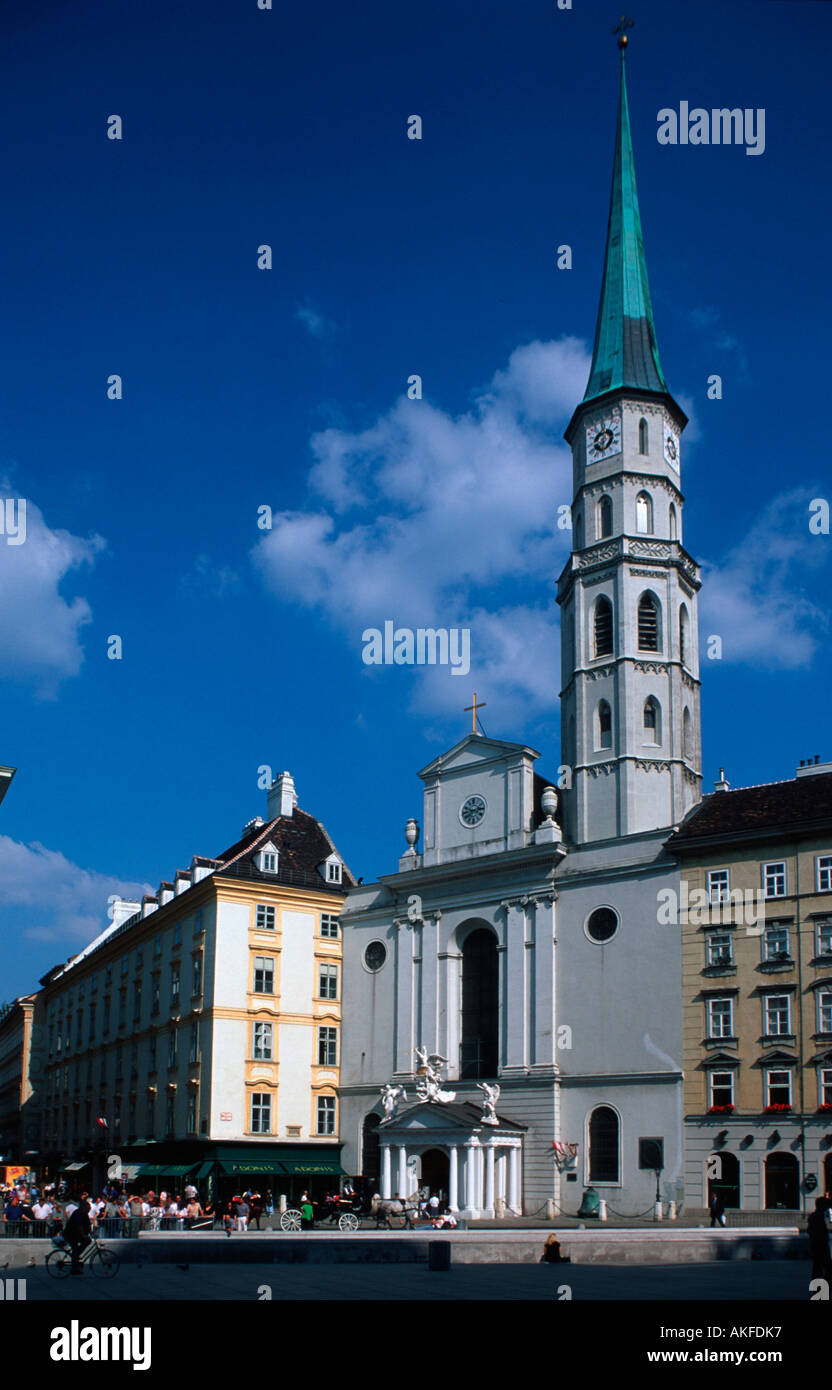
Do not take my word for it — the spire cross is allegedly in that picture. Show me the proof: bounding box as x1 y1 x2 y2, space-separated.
464 693 487 734
612 14 634 49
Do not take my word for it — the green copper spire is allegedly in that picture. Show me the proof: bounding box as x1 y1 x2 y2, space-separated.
583 42 667 402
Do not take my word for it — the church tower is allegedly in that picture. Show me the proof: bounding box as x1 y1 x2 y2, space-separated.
558 37 702 844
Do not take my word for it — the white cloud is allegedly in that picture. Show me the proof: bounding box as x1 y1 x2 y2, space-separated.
253 338 587 719
0 485 104 696
295 301 337 341
0 836 152 947
699 489 830 668
181 553 241 598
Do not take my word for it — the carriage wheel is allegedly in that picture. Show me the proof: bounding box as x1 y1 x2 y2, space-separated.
338 1212 360 1231
280 1209 303 1232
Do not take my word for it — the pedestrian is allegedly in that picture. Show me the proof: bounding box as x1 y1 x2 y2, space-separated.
236 1197 250 1232
222 1207 234 1237
709 1189 726 1228
301 1196 314 1230
249 1192 263 1230
808 1196 832 1283
184 1182 197 1202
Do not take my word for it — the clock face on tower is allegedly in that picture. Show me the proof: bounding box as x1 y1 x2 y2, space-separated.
585 416 622 464
663 424 680 470
459 794 486 828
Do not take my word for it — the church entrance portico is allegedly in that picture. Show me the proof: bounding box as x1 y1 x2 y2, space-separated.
377 1101 525 1219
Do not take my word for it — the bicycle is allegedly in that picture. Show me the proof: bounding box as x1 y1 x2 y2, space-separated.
46 1232 121 1279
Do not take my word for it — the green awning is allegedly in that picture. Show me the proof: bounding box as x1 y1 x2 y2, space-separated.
157 1163 197 1177
138 1164 163 1176
194 1161 215 1179
219 1159 284 1176
278 1159 344 1175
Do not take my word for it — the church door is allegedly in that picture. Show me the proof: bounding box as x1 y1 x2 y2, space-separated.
420 1148 450 1202
460 926 499 1079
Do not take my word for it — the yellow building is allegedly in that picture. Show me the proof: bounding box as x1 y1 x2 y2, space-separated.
38 770 355 1200
668 760 832 1215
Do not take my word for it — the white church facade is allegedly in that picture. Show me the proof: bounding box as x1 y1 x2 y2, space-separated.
339 42 702 1219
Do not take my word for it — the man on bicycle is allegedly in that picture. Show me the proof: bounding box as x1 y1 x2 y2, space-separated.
64 1194 92 1275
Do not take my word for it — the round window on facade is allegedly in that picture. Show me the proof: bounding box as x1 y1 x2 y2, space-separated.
364 941 387 972
585 907 619 944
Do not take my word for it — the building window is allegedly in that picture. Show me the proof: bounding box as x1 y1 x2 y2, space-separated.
149 1034 157 1070
635 490 653 533
597 700 612 751
173 921 182 947
327 860 342 883
764 994 791 1037
189 1020 200 1064
638 417 649 454
669 502 678 540
763 861 787 898
816 856 832 892
319 962 338 1000
765 1069 792 1108
192 955 203 996
170 967 180 1008
260 851 278 874
121 956 129 975
187 1094 197 1134
130 1044 138 1076
151 977 160 1014
166 1095 175 1134
643 696 660 744
253 957 274 994
637 592 660 650
708 870 730 905
321 914 340 938
588 1105 619 1183
763 924 790 962
101 1001 109 1037
818 989 832 1035
194 910 204 934
256 904 276 930
594 596 613 657
598 494 613 539
251 1092 272 1134
88 1003 96 1040
585 907 619 944
317 1096 336 1136
136 947 143 969
253 1021 273 1061
816 918 832 956
118 990 126 1028
460 927 499 1079
706 933 733 968
318 1027 338 1067
707 997 733 1039
820 1068 832 1107
168 1030 178 1069
709 1071 734 1108
679 604 689 665
133 984 142 1022
105 967 112 988
154 936 162 957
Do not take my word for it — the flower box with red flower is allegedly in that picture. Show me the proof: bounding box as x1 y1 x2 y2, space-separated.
764 1103 792 1113
708 1104 734 1114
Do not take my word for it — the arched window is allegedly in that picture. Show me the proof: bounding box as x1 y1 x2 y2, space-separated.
594 597 613 657
460 927 499 1080
588 1105 619 1183
361 1112 381 1184
683 707 692 759
707 1151 740 1210
638 418 649 454
669 503 678 541
635 490 653 534
597 700 612 750
764 1152 799 1210
643 696 661 744
637 593 660 651
679 604 689 666
574 511 583 549
598 495 613 539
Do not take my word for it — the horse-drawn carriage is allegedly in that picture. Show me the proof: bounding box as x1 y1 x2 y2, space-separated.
278 1192 419 1232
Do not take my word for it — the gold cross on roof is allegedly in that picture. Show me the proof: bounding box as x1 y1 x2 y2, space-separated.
464 693 486 733
613 14 634 48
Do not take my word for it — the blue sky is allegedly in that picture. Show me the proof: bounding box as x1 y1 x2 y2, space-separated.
1 0 830 999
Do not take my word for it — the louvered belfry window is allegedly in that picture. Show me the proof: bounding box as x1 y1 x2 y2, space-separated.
594 597 613 657
638 593 659 650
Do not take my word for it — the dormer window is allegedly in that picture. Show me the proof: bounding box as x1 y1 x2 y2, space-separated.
257 842 279 875
327 860 342 884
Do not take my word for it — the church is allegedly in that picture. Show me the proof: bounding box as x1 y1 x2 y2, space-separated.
339 37 702 1219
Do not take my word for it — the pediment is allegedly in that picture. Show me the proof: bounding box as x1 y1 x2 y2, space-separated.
380 1100 525 1136
419 734 539 780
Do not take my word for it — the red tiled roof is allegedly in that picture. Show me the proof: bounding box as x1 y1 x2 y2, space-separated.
667 772 832 848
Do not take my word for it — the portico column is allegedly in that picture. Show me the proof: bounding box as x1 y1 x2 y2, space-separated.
465 1144 476 1215
484 1144 495 1217
449 1145 459 1212
508 1146 520 1213
381 1145 392 1200
397 1145 407 1198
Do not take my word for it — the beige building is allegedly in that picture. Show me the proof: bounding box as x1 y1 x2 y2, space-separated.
668 759 832 1214
38 771 355 1199
0 994 44 1168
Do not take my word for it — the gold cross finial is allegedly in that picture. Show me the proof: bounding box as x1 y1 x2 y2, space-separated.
464 693 486 734
613 14 634 49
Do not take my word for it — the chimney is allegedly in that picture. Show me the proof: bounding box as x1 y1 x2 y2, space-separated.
191 856 214 884
713 768 730 793
141 894 159 918
158 882 175 906
268 771 297 820
796 756 832 779
174 870 191 895
111 898 141 929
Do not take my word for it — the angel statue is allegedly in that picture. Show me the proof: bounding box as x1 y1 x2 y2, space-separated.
380 1081 407 1121
412 1047 456 1104
477 1081 500 1125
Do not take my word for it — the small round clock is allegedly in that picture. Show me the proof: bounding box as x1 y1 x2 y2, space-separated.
459 794 487 827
